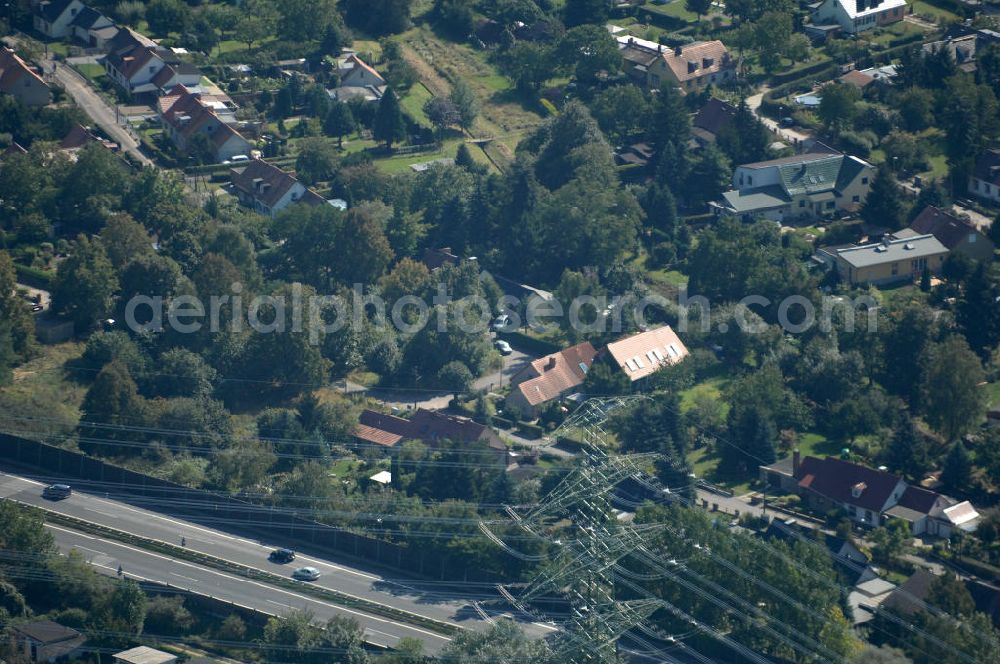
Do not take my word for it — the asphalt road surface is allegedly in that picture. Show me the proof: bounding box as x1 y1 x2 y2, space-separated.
0 469 557 644
46 524 451 653
51 62 153 167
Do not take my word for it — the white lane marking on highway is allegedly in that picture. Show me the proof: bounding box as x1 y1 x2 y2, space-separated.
171 573 199 583
1 473 44 487
46 524 453 642
267 599 294 608
4 471 383 583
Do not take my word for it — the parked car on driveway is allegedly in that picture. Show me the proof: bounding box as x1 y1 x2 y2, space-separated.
292 566 320 581
42 484 72 500
269 548 295 563
495 340 513 355
491 314 512 332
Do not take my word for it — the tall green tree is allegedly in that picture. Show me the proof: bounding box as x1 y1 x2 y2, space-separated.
941 442 973 492
558 25 622 84
51 236 118 332
860 168 908 230
450 79 480 131
880 414 930 481
0 318 14 387
685 0 713 21
373 88 407 149
563 0 608 27
818 82 860 133
0 250 37 361
79 360 146 457
323 101 356 149
956 262 1000 360
919 336 986 441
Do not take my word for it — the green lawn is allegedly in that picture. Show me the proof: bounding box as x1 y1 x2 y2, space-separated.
644 1 705 23
985 381 1000 410
73 63 105 81
679 376 729 414
910 0 961 22
375 138 465 174
795 432 843 459
46 42 69 57
399 82 434 127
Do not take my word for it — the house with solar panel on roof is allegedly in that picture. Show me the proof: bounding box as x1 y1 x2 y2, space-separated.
714 150 874 223
603 325 690 389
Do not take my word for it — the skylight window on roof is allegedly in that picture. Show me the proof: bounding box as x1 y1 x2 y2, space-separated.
652 348 666 361
579 362 589 374
668 344 679 357
646 351 657 364
633 357 645 369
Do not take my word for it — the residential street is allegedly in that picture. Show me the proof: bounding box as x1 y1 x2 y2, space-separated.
51 61 152 166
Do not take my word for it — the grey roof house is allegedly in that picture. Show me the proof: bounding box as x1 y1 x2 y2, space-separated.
714 151 873 222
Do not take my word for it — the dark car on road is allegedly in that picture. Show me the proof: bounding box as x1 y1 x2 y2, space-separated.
42 484 72 500
269 548 296 563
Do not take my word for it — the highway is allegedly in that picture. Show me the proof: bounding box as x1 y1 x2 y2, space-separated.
0 469 556 646
46 524 451 653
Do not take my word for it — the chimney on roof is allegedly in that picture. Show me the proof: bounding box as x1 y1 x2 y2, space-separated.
687 60 698 73
545 356 557 370
703 56 714 68
851 482 866 498
674 46 683 57
658 44 663 53
793 449 801 475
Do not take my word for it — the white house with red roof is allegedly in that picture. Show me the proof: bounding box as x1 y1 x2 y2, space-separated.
0 47 51 107
158 85 251 163
229 159 326 217
761 453 980 534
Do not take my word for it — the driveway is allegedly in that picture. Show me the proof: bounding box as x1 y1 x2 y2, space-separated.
51 61 152 166
746 89 816 150
346 347 537 411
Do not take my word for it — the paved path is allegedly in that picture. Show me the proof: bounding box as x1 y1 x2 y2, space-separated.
51 61 152 166
746 89 816 150
952 203 994 231
348 347 537 411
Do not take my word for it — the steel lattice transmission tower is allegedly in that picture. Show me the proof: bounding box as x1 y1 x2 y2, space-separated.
481 397 678 663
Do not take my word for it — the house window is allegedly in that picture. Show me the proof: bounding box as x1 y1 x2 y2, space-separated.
149 66 155 73
969 233 977 244
891 262 898 276
826 201 835 209
799 200 806 208
862 177 869 185
747 176 753 185
987 184 993 194
852 195 860 202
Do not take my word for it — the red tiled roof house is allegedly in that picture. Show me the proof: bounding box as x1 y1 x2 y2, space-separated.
0 47 51 108
505 342 597 419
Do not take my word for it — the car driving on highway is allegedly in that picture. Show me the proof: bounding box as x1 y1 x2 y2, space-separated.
42 484 72 500
291 566 320 581
269 548 296 563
